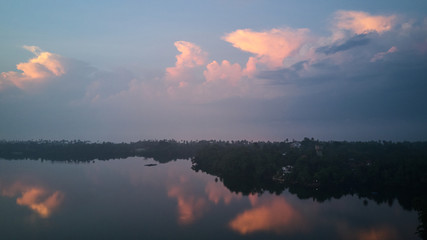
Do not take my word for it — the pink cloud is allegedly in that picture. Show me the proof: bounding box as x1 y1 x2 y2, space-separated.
203 60 243 85
165 41 207 83
223 28 309 71
164 31 309 101
162 11 402 103
164 41 251 100
244 57 258 77
370 46 398 62
334 10 396 35
0 46 65 90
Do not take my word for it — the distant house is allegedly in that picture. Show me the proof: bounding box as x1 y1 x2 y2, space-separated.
315 144 323 157
135 148 145 153
282 165 293 175
273 165 294 183
290 142 301 148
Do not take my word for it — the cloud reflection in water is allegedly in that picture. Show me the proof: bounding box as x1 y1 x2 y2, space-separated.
229 195 305 235
1 181 64 218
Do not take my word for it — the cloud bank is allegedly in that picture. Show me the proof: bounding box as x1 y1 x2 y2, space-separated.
0 10 426 141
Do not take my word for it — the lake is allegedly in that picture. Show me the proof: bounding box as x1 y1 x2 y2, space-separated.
0 157 420 239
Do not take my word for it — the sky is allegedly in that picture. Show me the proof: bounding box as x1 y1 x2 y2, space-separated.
1 0 427 142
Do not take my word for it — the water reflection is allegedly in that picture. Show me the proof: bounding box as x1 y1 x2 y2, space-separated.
353 227 398 240
1 181 64 218
205 181 242 205
355 227 398 240
0 158 419 240
229 195 304 235
167 175 208 224
165 162 242 225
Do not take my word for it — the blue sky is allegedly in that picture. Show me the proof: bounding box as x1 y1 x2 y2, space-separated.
1 0 427 141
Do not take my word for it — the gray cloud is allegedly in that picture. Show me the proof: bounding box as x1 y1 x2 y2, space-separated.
232 25 427 141
316 33 371 55
256 61 308 84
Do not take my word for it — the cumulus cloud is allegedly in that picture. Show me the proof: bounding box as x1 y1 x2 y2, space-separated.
334 10 396 35
203 60 243 85
164 42 253 101
316 33 371 55
165 41 207 83
165 28 311 101
0 46 65 90
223 28 310 71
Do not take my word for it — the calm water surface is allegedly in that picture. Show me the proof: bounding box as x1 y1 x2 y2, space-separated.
0 158 419 239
